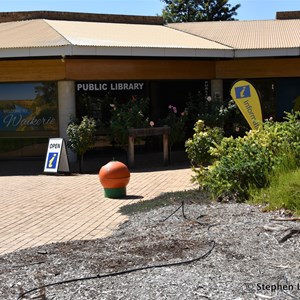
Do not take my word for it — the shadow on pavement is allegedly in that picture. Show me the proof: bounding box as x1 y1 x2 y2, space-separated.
0 150 191 176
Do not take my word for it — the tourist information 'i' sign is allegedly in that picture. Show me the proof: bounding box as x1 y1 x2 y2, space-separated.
230 80 263 130
44 138 70 174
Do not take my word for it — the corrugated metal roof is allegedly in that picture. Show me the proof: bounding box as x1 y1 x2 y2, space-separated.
0 17 299 58
0 19 68 48
168 20 300 50
45 19 229 50
0 19 229 50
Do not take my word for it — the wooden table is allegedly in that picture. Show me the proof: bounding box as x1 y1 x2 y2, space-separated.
128 126 171 167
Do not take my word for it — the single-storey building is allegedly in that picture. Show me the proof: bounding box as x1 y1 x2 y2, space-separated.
0 10 299 160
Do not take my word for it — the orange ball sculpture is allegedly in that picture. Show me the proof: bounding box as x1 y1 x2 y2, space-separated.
99 160 130 198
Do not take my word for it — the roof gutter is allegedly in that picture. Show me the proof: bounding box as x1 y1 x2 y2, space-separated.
235 48 300 58
0 45 234 59
0 45 298 59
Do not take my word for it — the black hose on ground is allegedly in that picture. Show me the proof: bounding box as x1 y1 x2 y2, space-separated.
17 241 215 299
17 201 215 300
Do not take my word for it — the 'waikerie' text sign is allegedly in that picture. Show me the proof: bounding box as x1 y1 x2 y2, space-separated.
44 138 70 174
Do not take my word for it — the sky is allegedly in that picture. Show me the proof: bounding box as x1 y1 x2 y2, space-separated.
0 0 299 21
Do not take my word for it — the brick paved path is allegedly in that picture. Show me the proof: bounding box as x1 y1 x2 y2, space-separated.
0 167 195 255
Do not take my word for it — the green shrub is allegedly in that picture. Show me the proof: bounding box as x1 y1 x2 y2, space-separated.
192 112 300 201
250 168 300 216
185 120 223 166
159 105 188 148
67 116 96 173
109 97 150 148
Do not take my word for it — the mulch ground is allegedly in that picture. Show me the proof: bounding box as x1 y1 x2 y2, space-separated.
1 202 300 299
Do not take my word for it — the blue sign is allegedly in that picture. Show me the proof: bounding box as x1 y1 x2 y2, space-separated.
44 138 70 174
235 85 251 99
47 152 58 169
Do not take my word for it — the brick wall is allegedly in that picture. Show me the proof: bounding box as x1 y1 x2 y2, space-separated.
0 11 163 25
276 11 300 20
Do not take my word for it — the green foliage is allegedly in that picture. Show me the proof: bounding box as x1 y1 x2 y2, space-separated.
192 112 300 201
185 92 223 128
250 168 300 216
77 93 113 132
161 0 241 23
185 120 224 166
184 93 247 137
159 105 188 147
218 99 249 137
66 116 96 156
109 97 150 148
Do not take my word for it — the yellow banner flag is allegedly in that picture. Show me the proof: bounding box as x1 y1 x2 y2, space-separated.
230 80 263 130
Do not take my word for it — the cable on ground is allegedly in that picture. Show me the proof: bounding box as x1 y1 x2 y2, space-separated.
18 200 215 299
17 241 215 299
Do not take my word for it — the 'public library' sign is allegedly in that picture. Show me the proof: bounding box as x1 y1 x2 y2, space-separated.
76 81 145 92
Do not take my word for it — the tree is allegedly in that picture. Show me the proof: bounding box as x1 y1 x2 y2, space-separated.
67 116 96 173
161 0 241 23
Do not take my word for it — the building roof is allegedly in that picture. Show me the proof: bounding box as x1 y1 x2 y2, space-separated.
0 11 299 59
0 19 232 58
168 19 300 57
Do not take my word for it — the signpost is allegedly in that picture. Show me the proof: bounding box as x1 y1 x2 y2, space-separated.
44 138 70 174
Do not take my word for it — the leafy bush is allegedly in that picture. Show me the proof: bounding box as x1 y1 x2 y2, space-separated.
185 120 223 166
77 93 114 132
185 91 223 128
159 105 188 148
185 93 248 137
109 97 150 148
218 99 249 137
192 112 300 201
67 116 96 172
